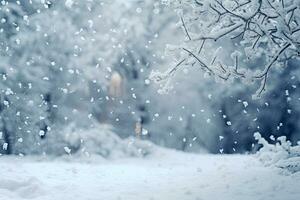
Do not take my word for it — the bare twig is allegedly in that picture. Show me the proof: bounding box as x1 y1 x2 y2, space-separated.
181 16 192 41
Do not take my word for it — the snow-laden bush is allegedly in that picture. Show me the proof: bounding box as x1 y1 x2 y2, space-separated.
254 132 300 173
42 124 156 159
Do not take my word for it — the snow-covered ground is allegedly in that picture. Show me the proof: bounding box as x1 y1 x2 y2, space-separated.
0 149 300 200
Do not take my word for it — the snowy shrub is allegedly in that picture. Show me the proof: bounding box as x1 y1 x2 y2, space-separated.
42 123 156 159
254 132 300 173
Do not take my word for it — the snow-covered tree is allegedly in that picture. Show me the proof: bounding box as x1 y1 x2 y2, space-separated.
0 0 99 154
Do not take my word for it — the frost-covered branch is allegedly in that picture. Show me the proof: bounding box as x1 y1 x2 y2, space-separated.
154 0 300 98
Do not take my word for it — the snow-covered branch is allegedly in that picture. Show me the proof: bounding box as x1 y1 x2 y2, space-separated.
154 0 300 98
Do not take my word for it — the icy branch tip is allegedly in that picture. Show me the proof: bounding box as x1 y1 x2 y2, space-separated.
149 70 168 83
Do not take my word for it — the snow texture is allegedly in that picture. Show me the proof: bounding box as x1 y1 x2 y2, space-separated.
0 149 300 200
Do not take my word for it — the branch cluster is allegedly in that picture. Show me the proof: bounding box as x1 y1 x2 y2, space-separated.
154 0 300 98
